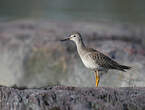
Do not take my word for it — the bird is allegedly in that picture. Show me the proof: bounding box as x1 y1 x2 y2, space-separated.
60 32 131 87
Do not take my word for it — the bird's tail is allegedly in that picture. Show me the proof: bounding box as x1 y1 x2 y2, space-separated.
117 65 131 72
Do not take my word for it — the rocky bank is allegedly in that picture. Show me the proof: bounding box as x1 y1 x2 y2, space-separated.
1 86 145 110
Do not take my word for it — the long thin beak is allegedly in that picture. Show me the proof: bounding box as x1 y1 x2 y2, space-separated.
60 37 70 42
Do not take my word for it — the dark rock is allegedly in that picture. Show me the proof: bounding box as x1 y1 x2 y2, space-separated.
0 86 145 110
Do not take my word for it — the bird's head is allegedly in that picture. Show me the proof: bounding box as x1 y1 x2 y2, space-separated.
61 32 82 43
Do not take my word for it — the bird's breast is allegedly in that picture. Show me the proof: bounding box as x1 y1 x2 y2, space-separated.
79 53 99 69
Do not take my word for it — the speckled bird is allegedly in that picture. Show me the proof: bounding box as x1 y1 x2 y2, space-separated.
61 32 131 87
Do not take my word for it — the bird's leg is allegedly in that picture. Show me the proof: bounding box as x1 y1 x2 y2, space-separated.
94 70 99 87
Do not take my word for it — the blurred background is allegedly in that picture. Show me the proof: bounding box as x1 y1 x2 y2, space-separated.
0 0 145 24
0 0 145 88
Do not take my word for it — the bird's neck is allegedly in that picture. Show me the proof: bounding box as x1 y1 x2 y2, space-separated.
75 40 86 55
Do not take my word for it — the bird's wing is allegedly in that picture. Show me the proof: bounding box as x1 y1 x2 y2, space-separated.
87 48 119 69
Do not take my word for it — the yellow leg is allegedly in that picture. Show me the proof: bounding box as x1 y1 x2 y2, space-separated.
95 70 99 87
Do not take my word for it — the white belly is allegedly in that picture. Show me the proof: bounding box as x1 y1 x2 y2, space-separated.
80 53 99 69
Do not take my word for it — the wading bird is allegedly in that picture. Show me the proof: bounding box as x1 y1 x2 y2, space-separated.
61 32 131 87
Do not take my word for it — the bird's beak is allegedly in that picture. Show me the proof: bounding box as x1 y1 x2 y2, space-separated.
60 37 70 42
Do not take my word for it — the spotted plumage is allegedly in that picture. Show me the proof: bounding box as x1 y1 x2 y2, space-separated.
85 48 130 71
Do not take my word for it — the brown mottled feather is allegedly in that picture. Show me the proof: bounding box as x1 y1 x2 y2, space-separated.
85 48 131 71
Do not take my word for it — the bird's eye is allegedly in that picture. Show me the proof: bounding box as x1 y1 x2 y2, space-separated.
73 35 76 37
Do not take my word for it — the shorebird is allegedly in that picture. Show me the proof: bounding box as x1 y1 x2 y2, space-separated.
61 32 131 87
